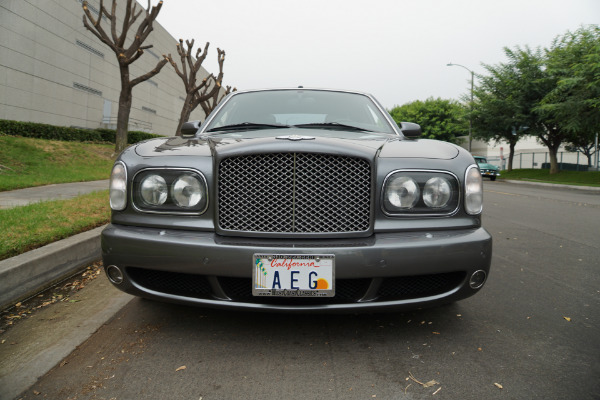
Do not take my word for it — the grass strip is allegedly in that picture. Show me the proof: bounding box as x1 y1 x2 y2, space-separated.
0 136 114 191
500 169 600 187
0 190 110 261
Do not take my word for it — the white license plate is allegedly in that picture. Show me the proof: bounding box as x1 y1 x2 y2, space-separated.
252 254 335 297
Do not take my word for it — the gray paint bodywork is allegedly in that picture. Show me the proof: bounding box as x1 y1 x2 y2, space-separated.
102 89 492 312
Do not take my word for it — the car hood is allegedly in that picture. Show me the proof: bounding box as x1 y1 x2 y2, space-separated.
134 129 460 160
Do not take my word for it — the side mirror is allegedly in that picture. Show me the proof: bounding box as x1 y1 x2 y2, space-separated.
399 122 421 139
181 120 201 136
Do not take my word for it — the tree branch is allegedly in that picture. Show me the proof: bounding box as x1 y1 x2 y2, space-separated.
130 57 168 87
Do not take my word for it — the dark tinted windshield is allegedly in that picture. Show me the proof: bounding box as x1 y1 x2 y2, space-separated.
203 90 396 134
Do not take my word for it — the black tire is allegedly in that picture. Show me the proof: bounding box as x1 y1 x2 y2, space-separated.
490 176 496 181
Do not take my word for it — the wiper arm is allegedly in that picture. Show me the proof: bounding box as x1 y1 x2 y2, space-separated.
206 122 290 133
294 122 372 132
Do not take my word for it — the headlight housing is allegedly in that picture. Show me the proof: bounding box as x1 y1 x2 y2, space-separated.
109 162 127 211
465 165 483 215
140 174 167 206
132 168 208 214
382 171 459 216
384 175 420 209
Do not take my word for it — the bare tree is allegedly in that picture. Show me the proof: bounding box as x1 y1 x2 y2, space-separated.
200 84 235 118
167 40 232 136
82 0 168 154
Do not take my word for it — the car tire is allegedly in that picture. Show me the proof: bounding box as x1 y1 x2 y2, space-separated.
490 176 496 181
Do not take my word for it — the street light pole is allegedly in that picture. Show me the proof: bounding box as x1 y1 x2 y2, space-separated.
447 63 474 153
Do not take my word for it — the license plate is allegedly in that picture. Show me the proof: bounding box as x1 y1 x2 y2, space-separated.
252 254 335 297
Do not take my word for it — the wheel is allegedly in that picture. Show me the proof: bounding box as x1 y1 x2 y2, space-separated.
490 176 496 181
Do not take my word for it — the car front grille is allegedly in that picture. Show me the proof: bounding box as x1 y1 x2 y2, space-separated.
218 153 371 234
127 267 212 299
218 277 372 305
376 272 465 301
125 267 465 306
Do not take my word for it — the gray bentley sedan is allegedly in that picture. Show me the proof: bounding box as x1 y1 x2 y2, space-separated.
102 88 492 312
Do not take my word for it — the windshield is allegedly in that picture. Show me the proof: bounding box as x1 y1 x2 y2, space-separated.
475 157 487 164
203 90 396 134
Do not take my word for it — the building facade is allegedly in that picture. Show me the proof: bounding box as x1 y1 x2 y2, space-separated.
0 0 211 135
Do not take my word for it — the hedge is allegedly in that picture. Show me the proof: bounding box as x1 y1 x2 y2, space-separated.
0 119 162 144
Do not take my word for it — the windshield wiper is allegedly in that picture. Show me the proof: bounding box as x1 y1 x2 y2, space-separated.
206 122 290 133
294 122 372 132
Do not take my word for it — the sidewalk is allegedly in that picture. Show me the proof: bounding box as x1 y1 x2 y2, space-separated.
0 180 109 209
0 180 109 310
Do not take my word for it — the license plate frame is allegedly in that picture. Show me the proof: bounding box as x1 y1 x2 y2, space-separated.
252 254 335 297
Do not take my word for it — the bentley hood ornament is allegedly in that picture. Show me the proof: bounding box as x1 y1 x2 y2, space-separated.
276 135 316 141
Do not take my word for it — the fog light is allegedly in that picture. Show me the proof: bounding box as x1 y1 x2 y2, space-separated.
469 270 487 289
106 265 124 284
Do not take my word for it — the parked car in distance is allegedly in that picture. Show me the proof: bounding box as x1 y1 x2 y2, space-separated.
474 156 500 181
102 88 492 312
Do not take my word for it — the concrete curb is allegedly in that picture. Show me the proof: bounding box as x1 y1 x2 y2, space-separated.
502 179 600 192
0 225 106 310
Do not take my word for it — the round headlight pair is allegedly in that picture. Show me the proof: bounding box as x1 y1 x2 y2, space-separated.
140 173 203 208
385 175 452 210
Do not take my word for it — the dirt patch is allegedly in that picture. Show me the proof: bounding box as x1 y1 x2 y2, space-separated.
0 261 104 336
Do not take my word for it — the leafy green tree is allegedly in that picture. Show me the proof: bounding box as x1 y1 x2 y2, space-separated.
538 25 600 169
472 46 546 171
388 98 467 144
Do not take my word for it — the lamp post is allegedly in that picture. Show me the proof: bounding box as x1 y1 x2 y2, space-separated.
447 63 474 152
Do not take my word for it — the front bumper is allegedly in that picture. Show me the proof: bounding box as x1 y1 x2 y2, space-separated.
480 170 500 177
101 224 492 312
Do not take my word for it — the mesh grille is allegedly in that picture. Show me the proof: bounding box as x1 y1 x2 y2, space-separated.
377 272 465 301
218 153 371 234
127 267 212 298
219 277 371 305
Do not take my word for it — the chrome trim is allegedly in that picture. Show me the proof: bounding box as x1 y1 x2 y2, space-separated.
381 169 461 217
199 88 402 136
131 167 209 215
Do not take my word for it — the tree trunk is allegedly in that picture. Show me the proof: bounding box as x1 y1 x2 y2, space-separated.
508 141 516 172
175 94 195 136
548 146 560 174
115 66 132 155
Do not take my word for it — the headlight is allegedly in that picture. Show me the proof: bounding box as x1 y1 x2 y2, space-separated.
132 169 208 214
382 170 459 216
384 175 420 209
172 175 203 208
140 174 167 206
423 177 451 208
109 162 127 211
465 165 483 215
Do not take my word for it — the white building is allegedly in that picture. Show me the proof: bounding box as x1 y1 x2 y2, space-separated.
0 0 213 135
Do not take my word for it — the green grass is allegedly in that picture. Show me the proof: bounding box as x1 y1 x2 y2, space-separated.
500 169 600 187
0 135 114 191
0 190 110 261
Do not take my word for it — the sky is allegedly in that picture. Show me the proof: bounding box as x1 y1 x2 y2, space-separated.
156 0 599 110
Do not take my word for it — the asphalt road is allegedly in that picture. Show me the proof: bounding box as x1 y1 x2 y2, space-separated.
16 181 600 400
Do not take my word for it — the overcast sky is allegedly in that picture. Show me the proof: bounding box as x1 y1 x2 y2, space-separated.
156 0 599 109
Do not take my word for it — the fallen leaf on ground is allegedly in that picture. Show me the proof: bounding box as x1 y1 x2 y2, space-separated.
176 365 187 372
494 383 503 389
423 380 439 388
563 317 571 322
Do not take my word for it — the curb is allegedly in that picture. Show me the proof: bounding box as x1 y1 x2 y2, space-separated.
501 179 600 192
0 225 106 310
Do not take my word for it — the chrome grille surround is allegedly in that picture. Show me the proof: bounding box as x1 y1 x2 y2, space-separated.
218 153 371 234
